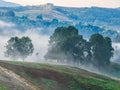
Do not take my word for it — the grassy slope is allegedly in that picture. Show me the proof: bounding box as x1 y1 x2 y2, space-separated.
106 63 120 78
0 86 7 90
0 61 120 90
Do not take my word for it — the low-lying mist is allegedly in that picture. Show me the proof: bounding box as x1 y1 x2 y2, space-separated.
112 43 120 64
0 20 120 63
0 20 49 61
0 20 120 78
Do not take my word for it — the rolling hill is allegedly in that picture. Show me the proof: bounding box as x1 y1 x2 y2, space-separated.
0 4 120 40
0 60 120 90
0 0 21 7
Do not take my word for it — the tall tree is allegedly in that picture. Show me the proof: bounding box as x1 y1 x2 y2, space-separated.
45 26 114 68
45 26 78 60
104 37 114 64
89 34 113 68
61 35 90 64
45 26 91 64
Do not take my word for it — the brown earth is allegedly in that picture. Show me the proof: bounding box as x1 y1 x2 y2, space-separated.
0 61 118 90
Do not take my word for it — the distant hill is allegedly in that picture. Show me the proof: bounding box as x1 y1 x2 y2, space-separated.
0 0 21 7
0 4 120 41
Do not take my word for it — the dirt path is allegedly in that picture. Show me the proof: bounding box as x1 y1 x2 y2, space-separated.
0 66 40 90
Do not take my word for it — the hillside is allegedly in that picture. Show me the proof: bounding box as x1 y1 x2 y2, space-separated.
0 0 21 7
0 61 120 90
0 4 120 40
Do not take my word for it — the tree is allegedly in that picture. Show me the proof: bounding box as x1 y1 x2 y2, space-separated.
49 26 78 43
5 11 15 17
45 26 91 64
45 26 114 68
104 37 114 64
45 26 78 60
51 18 58 25
89 34 113 68
5 36 34 60
61 35 90 64
21 15 28 19
36 15 43 20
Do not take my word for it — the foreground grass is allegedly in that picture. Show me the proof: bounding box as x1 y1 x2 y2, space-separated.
0 86 8 90
0 61 120 90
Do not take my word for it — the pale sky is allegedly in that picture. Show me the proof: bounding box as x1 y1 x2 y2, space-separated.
5 0 120 8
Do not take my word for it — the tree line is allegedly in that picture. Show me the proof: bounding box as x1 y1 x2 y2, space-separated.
45 26 114 69
5 26 114 69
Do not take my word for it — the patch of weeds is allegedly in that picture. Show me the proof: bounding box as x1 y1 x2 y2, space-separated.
41 78 56 90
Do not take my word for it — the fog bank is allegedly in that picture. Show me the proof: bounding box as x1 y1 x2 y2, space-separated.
0 20 49 61
0 20 120 64
111 43 120 63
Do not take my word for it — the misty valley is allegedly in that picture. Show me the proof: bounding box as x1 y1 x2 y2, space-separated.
0 2 120 90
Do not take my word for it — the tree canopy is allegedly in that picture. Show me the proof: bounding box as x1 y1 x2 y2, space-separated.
89 34 114 68
6 11 15 17
36 15 43 20
5 36 34 60
45 26 91 64
45 26 114 68
45 26 79 61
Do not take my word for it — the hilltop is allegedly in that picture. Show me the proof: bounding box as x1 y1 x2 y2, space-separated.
0 0 21 7
0 60 120 90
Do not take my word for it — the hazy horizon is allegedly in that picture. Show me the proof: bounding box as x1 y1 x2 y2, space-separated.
4 0 120 8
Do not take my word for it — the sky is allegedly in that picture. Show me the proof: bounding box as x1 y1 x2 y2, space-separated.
4 0 120 8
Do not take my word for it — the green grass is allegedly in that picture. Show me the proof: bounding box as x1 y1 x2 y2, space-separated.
0 85 8 90
41 78 56 90
72 74 120 90
5 61 56 69
1 60 120 90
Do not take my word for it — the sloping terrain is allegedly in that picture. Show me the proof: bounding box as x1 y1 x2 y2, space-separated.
0 61 120 90
0 63 39 90
0 5 120 38
0 0 21 7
